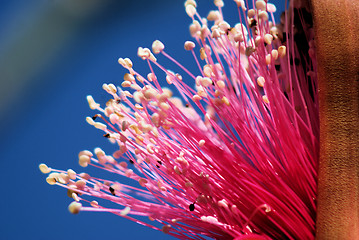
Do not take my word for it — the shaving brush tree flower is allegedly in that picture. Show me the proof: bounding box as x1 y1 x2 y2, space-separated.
40 0 359 239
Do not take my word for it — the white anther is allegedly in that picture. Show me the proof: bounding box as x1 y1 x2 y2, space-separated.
247 9 255 18
123 58 133 68
184 41 195 51
160 102 170 111
278 46 286 58
133 91 144 103
267 3 276 12
46 173 59 185
67 169 76 180
118 58 133 68
257 76 265 87
72 192 80 202
147 72 157 82
108 83 117 94
218 199 228 208
94 148 105 159
200 48 207 60
234 0 246 10
152 40 165 54
258 11 268 21
222 96 230 106
218 21 230 31
207 10 220 21
39 163 51 174
91 200 99 208
121 81 131 88
262 95 269 103
94 122 107 130
214 0 224 8
143 88 158 100
134 104 143 110
102 83 110 92
146 49 157 62
211 28 221 38
256 0 266 11
264 33 273 45
271 49 278 60
216 80 225 89
198 139 205 147
118 58 126 67
78 150 93 158
86 95 99 110
59 175 69 186
265 54 272 65
201 77 213 87
58 173 70 185
203 65 213 77
137 47 149 59
68 201 82 214
189 20 201 37
124 73 135 82
185 4 196 18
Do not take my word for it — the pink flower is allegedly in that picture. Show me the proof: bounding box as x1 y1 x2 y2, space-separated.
40 0 318 239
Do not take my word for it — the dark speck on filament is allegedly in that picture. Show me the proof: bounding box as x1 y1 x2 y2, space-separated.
109 186 116 196
189 203 195 211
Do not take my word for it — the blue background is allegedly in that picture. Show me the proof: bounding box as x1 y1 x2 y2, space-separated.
0 0 283 239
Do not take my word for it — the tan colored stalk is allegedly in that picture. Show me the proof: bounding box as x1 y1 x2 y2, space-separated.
311 0 359 239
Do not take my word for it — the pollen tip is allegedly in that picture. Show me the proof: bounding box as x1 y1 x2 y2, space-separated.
39 163 51 174
152 40 165 54
185 4 196 18
184 41 196 51
68 201 82 214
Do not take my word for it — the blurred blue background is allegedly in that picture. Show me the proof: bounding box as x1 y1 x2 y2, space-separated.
0 0 283 239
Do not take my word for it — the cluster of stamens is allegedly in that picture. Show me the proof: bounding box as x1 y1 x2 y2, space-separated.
41 0 318 239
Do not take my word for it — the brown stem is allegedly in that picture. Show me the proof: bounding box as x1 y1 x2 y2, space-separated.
311 0 359 239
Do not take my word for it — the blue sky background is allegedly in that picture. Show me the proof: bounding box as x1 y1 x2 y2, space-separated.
0 1 283 239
